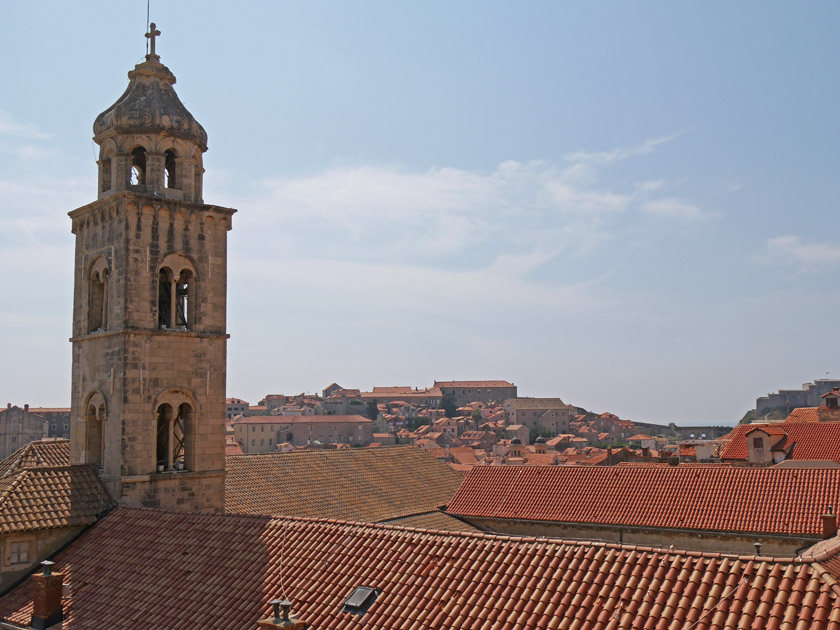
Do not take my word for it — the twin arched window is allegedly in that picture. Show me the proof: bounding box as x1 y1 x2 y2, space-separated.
158 255 196 330
88 257 109 333
83 392 107 468
155 402 194 472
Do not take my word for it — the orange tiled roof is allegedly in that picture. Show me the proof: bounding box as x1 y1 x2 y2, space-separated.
719 422 840 462
3 506 840 629
0 438 70 477
234 415 372 425
225 446 463 524
786 407 821 422
0 465 112 534
380 511 481 532
446 465 840 536
505 397 571 409
361 387 442 399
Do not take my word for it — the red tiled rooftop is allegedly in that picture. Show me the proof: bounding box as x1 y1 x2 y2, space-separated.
786 407 820 422
233 415 371 425
226 446 463 523
434 380 515 388
446 465 840 536
0 438 71 477
719 421 840 462
2 506 840 629
0 465 112 534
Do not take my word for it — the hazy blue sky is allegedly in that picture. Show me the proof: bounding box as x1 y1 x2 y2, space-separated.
1 2 838 424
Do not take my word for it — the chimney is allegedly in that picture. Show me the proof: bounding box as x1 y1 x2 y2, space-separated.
30 561 64 630
753 542 762 556
823 505 838 539
24 404 29 412
256 599 306 630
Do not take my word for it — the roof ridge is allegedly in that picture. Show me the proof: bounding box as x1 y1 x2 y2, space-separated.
0 469 28 508
808 560 840 598
110 505 821 562
226 444 416 459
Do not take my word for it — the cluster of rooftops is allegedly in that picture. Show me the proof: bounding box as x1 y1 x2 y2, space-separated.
4 438 840 628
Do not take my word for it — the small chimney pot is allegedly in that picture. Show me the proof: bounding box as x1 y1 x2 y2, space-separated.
823 505 838 539
754 542 762 556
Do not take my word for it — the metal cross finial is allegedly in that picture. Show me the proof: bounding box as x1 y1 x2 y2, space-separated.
146 22 161 58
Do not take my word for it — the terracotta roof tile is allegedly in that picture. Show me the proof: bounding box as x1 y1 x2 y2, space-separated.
446 465 840 536
233 415 372 425
786 408 821 423
225 446 463 524
434 380 516 388
719 422 840 462
0 438 70 477
1 506 840 629
0 465 113 534
506 398 572 410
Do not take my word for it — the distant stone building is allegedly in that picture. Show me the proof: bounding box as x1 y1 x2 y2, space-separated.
30 408 71 439
503 397 574 432
233 415 373 452
434 380 517 406
360 386 442 408
756 378 840 417
225 398 250 419
0 405 48 459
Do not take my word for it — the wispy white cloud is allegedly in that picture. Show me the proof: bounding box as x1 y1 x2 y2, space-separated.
232 134 696 273
0 110 49 140
757 235 840 272
641 198 705 221
563 131 686 165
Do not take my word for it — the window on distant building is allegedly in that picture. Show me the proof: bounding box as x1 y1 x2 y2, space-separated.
752 437 764 449
9 541 29 565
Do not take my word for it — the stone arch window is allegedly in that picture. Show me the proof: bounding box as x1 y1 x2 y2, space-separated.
88 256 109 333
175 269 193 327
158 254 197 330
83 391 107 468
130 146 147 186
164 149 177 189
154 395 196 472
100 157 112 193
157 268 173 328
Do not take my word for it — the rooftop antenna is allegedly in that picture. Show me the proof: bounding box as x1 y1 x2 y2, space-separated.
145 0 151 56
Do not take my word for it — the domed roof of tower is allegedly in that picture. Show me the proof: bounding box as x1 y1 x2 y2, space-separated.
93 26 207 150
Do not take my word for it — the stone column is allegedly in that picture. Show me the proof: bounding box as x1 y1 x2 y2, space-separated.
145 151 165 193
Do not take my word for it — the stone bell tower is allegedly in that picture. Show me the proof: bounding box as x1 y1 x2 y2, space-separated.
68 24 234 512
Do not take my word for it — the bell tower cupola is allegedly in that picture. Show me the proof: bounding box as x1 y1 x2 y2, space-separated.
68 24 234 513
93 23 207 203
